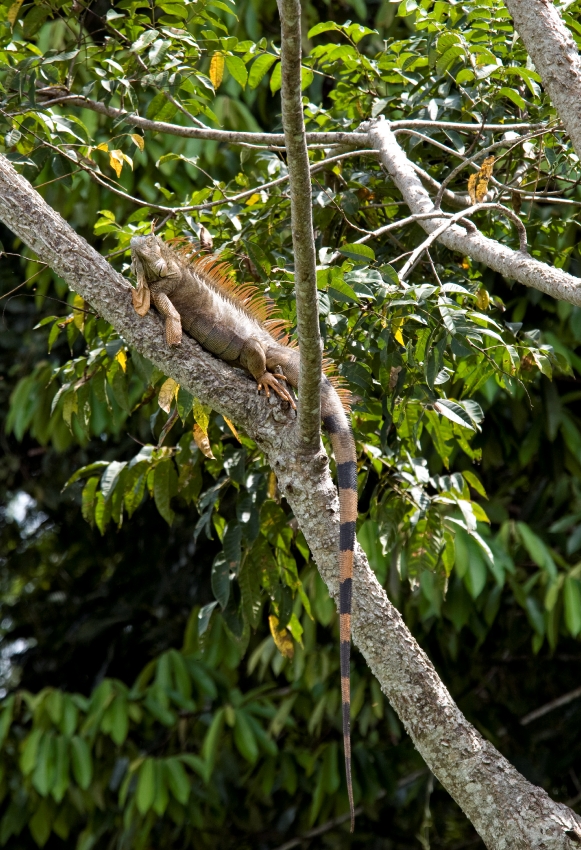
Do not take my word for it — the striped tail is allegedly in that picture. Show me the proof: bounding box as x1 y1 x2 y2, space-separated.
323 406 357 833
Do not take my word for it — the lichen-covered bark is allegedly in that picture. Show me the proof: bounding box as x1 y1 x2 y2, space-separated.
277 0 321 450
1 153 580 848
504 0 581 162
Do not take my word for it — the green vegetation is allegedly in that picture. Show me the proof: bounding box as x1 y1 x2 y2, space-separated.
1 0 581 846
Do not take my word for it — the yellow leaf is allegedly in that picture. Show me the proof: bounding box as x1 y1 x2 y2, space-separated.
245 194 261 206
223 416 240 442
392 317 405 346
115 349 127 372
267 471 278 500
269 615 294 659
130 134 145 151
158 377 179 413
109 150 123 178
461 258 470 269
193 423 215 459
476 288 490 311
192 398 211 434
72 293 85 331
96 142 109 152
209 52 225 88
7 0 24 25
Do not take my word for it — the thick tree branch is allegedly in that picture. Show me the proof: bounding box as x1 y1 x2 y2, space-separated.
366 118 581 305
277 0 321 450
1 153 580 848
503 0 581 160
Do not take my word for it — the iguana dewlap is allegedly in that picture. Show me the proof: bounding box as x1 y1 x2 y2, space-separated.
130 234 357 830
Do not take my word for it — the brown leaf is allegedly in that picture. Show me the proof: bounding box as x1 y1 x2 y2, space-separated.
223 416 240 441
199 225 213 252
158 377 179 413
193 423 215 459
468 155 495 204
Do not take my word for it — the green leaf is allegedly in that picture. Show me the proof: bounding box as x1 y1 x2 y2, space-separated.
339 242 375 263
32 732 56 796
63 461 109 490
29 798 52 847
136 758 156 814
70 736 92 790
211 553 230 609
269 61 281 93
202 707 225 773
225 54 248 88
248 53 277 88
233 709 259 764
517 523 557 579
433 399 475 431
165 757 190 804
52 736 70 804
564 576 581 637
154 459 176 525
20 728 43 776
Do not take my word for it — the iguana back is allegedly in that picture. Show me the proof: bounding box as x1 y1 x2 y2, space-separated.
130 234 357 830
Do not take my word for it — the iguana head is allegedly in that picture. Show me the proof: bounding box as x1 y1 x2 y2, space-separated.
129 234 173 317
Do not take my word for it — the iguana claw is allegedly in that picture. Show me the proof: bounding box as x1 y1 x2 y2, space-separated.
256 372 296 409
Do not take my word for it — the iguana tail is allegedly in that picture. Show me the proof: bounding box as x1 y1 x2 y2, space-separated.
322 380 357 833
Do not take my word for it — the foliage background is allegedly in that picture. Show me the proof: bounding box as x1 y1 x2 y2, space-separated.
0 0 581 847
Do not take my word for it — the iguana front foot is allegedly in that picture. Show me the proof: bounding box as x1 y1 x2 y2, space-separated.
256 372 296 409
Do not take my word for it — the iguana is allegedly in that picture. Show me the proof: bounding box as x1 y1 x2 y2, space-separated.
130 234 357 830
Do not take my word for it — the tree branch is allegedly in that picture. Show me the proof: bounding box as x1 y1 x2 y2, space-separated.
366 118 581 305
503 0 581 160
1 152 581 848
34 90 369 147
276 0 321 450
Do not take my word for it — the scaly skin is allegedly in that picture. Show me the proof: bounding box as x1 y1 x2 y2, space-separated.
130 234 357 829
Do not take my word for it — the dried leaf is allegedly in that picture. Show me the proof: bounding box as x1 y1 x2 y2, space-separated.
269 615 294 659
511 191 522 215
468 155 494 203
193 423 215 459
131 133 145 151
109 150 123 177
158 377 179 412
199 225 213 252
267 471 278 500
223 416 240 441
7 0 24 25
209 52 225 89
389 365 402 390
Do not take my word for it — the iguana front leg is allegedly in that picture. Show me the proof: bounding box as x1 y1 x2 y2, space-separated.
151 292 182 346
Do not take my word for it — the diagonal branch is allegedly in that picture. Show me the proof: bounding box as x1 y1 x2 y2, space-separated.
1 152 581 849
276 0 321 450
365 118 581 306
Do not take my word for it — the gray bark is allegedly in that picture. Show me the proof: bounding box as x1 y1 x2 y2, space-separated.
1 154 580 848
277 0 321 450
504 0 581 161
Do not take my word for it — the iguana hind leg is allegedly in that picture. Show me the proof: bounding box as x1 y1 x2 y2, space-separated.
241 339 296 408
